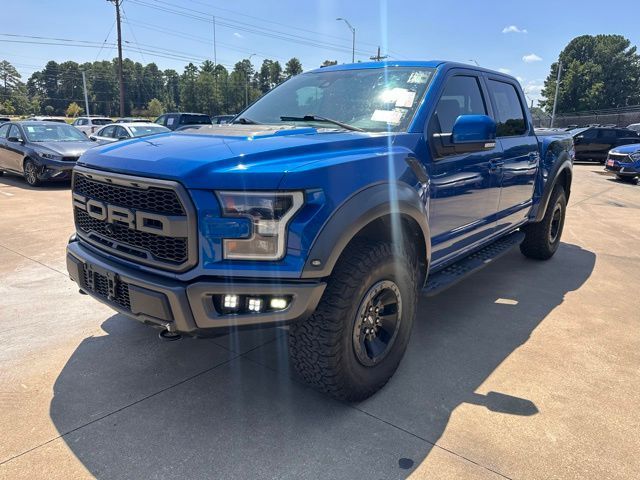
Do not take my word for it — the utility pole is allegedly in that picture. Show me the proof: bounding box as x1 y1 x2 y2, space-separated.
212 16 217 66
550 61 562 128
370 47 389 62
336 18 355 63
245 53 256 107
108 0 125 117
81 70 90 117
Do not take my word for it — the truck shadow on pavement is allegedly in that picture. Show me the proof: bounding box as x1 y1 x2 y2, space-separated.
49 242 595 479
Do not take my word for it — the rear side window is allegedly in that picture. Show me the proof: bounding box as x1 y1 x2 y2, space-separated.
488 80 527 137
8 125 23 140
597 129 615 139
0 124 10 138
434 76 487 133
617 129 637 138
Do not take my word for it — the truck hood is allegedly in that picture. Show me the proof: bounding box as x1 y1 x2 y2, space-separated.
77 124 397 189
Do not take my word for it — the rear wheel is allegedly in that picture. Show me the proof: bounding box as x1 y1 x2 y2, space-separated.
520 186 566 260
289 240 419 401
23 159 41 186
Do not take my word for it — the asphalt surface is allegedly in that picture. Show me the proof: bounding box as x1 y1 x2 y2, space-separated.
0 164 638 479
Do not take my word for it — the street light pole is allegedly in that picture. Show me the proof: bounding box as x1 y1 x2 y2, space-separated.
245 53 256 107
336 18 355 63
550 61 562 128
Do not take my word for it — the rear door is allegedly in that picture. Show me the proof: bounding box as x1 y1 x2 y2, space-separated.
427 71 503 262
486 78 538 229
574 128 597 159
595 129 616 159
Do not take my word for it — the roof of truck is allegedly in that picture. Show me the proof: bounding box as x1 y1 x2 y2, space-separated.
309 60 516 78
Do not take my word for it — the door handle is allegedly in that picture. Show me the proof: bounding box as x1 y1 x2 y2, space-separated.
528 152 539 164
489 159 504 171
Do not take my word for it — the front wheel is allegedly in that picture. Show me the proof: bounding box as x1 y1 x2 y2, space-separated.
289 240 418 401
520 186 567 260
23 159 41 187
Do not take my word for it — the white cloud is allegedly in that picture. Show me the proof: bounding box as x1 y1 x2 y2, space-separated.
498 68 511 74
502 25 527 34
522 53 542 63
233 32 244 39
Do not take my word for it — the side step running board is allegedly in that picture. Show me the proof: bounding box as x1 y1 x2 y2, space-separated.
423 230 525 297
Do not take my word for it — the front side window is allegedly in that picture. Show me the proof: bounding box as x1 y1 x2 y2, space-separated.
238 67 435 132
98 125 116 138
434 75 487 133
489 80 527 137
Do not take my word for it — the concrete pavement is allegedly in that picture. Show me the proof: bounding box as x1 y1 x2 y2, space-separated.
0 164 638 479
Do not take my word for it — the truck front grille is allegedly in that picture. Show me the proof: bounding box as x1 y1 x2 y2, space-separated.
72 168 197 272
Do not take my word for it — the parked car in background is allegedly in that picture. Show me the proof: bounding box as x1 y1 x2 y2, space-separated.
89 122 170 144
570 126 640 163
71 116 113 136
24 116 67 123
605 144 640 184
626 123 640 133
0 117 10 124
154 112 212 130
115 117 149 123
0 121 93 186
212 114 236 124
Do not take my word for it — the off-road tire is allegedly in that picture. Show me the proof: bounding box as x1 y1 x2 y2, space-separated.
520 186 567 260
289 240 418 401
23 159 41 187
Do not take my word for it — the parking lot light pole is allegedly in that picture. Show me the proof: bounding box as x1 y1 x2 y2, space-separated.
551 61 562 128
336 18 355 63
81 70 90 117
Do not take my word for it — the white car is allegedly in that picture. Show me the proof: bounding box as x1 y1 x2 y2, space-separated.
25 116 68 123
71 117 113 135
89 122 171 144
627 123 640 133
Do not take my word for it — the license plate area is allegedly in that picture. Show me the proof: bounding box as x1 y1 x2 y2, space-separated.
606 159 615 167
83 262 120 301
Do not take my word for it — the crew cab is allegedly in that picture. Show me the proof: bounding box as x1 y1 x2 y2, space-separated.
66 61 574 400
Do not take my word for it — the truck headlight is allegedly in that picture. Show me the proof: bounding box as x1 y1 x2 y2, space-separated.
216 191 304 260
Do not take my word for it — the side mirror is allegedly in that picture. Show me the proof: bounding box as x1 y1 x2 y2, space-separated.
89 135 97 141
7 136 23 143
117 135 128 140
451 115 496 145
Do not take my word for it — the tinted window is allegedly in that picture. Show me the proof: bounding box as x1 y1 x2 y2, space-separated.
580 128 597 140
435 76 487 133
115 126 129 138
92 119 112 126
165 115 178 127
179 114 211 125
155 115 165 126
489 80 527 136
597 129 615 139
617 129 637 138
0 124 10 138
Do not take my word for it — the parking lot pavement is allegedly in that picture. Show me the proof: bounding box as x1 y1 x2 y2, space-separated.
0 164 638 479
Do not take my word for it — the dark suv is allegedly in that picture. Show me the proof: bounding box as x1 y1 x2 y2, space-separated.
154 113 212 131
571 126 640 163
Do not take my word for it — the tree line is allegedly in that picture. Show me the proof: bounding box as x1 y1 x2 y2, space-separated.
0 56 304 117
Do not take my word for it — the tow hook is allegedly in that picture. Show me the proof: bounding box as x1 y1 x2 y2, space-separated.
159 323 182 341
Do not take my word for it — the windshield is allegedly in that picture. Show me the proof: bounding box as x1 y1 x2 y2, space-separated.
129 125 170 137
238 67 435 132
23 124 89 142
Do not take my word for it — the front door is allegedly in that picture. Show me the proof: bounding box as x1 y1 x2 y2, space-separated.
0 123 11 170
486 78 538 230
426 72 502 263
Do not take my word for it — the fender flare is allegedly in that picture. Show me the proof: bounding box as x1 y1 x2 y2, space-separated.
301 183 431 278
534 155 572 223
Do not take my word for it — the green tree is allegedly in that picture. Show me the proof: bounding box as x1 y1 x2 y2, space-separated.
179 63 199 112
147 98 164 117
66 102 82 117
284 57 303 78
0 100 15 115
540 35 640 113
257 59 274 93
0 60 22 100
44 105 54 115
269 61 283 87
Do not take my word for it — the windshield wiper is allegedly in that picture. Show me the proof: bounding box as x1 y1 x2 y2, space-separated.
233 117 260 125
280 115 364 132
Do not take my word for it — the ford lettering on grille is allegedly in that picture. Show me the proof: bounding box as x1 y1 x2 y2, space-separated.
72 169 196 272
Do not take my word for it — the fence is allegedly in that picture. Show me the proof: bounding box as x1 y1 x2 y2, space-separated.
533 105 640 129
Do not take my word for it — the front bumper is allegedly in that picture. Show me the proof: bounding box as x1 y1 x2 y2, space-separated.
66 240 326 335
34 158 75 180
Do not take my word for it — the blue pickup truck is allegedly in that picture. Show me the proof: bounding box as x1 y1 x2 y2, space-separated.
66 61 574 400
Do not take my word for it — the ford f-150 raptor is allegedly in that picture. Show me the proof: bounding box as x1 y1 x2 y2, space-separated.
66 61 574 401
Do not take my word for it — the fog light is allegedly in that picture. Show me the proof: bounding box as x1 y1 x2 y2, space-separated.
223 294 239 309
269 298 288 310
248 298 263 312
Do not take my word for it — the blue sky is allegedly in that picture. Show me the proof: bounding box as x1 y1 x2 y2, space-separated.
2 0 639 104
